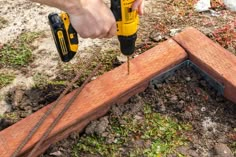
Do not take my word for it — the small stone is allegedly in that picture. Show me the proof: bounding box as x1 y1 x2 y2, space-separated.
192 110 200 117
119 119 126 125
23 105 32 112
155 84 163 88
107 135 115 144
179 100 185 104
21 112 31 118
85 121 98 135
227 46 235 54
214 143 234 157
134 115 143 121
176 146 189 155
170 95 178 103
185 77 191 82
183 111 192 120
101 132 109 137
116 54 127 63
186 96 191 102
210 10 220 17
50 151 63 156
202 117 217 132
130 102 143 114
176 105 183 111
32 105 43 112
13 89 24 107
159 104 166 112
149 31 164 42
144 140 152 148
153 35 163 42
201 107 206 112
111 105 122 116
95 116 109 136
69 133 79 140
194 0 210 12
91 76 97 81
170 28 181 37
134 54 139 58
176 101 185 110
188 149 199 157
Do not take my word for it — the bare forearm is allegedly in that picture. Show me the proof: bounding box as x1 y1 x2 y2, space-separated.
29 0 144 39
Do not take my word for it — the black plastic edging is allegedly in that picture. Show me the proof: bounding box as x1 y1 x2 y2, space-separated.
150 60 225 95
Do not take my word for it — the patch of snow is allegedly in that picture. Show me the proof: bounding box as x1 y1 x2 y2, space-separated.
194 0 211 12
224 0 236 11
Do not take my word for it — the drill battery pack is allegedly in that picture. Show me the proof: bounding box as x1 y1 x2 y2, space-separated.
48 13 79 62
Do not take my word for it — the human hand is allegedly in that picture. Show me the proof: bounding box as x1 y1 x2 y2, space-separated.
66 0 116 39
65 0 144 39
133 0 145 15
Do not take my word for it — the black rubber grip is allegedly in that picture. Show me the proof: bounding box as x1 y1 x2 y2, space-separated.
118 33 137 56
111 0 122 21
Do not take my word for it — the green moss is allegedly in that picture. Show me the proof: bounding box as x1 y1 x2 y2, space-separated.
73 136 119 157
73 104 191 157
48 80 67 86
32 73 48 88
0 73 15 88
142 105 191 157
0 112 18 121
0 32 41 67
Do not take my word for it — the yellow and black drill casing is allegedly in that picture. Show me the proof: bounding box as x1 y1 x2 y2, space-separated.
111 0 139 56
48 12 78 62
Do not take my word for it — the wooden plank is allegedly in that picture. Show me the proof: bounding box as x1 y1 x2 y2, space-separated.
173 27 236 103
0 39 187 157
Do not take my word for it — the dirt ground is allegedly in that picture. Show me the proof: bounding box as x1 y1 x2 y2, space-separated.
0 0 236 156
41 64 236 157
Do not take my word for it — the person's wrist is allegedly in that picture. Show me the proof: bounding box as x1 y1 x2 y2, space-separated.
63 0 84 14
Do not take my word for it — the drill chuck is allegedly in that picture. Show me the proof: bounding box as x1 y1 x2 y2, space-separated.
118 33 137 56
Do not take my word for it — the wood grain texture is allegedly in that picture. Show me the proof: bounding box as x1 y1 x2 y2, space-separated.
173 27 236 103
0 39 187 157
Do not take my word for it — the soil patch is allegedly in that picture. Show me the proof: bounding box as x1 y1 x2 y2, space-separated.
0 0 235 156
0 84 65 130
39 64 236 157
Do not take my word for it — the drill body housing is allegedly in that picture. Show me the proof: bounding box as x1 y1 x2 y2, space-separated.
111 0 139 56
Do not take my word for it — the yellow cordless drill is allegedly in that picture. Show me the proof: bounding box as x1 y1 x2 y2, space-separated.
49 0 139 73
111 0 139 74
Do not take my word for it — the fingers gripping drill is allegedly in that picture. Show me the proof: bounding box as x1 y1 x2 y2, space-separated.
48 0 139 73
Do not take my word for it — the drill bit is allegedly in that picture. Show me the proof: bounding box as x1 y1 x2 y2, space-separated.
127 56 130 75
